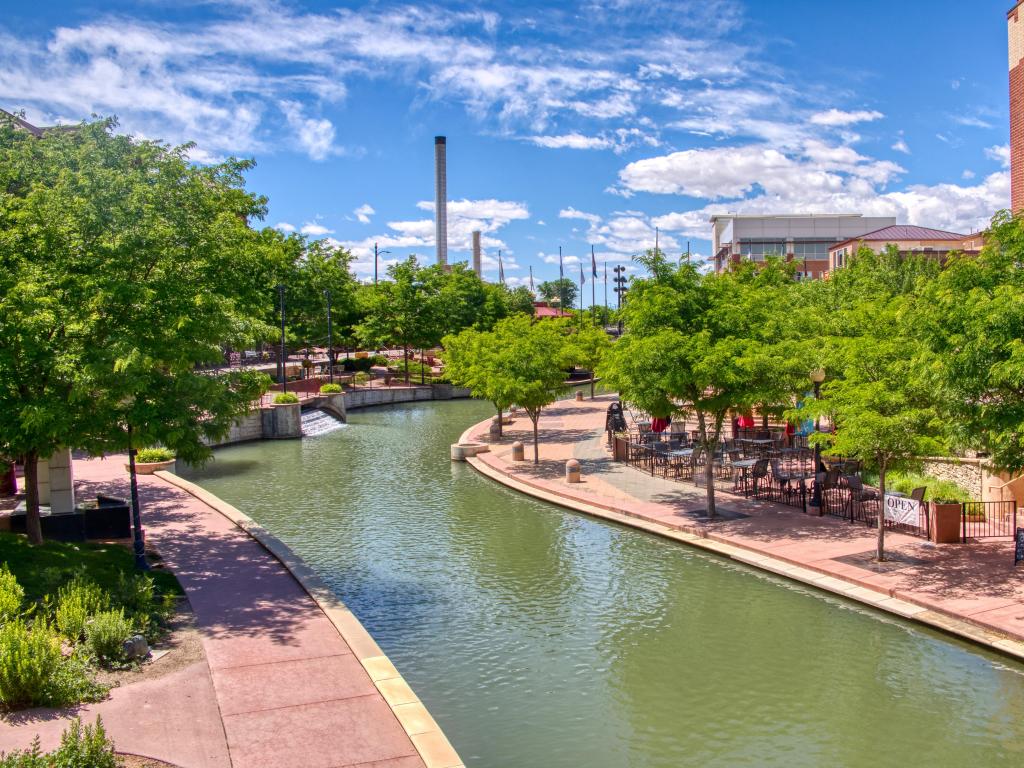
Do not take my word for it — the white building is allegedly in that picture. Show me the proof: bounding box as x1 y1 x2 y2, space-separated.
711 214 897 279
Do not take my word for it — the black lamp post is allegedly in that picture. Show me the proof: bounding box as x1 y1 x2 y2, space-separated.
277 284 287 394
374 243 391 286
810 367 826 510
324 288 334 384
613 265 627 334
126 423 148 571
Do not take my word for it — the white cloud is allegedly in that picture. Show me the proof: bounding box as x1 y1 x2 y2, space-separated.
353 204 375 224
274 222 296 233
962 169 976 180
280 100 338 161
559 207 602 225
891 139 910 154
529 133 615 150
337 198 529 276
617 143 904 200
986 144 1010 168
953 115 993 129
300 222 333 236
809 109 884 127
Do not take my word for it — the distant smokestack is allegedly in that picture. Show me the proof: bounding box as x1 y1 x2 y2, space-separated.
434 136 448 267
472 230 482 277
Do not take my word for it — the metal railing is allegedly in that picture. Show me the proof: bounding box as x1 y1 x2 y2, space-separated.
962 501 1018 540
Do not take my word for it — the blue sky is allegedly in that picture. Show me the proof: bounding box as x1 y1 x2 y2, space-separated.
0 0 1014 295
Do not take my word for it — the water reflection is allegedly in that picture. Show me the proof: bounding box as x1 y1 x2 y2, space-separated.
182 399 1024 767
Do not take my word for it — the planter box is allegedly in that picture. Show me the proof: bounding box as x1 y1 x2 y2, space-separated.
931 502 963 544
126 459 175 475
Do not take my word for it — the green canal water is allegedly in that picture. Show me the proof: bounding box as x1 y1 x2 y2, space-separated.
181 399 1024 767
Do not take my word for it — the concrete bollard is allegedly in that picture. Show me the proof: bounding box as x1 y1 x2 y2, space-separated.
512 441 525 461
575 390 584 401
451 444 467 461
566 458 581 483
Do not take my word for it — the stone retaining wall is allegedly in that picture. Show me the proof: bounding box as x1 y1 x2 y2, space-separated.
919 456 984 498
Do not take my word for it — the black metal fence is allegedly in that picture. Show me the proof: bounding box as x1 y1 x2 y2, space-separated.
962 501 1017 540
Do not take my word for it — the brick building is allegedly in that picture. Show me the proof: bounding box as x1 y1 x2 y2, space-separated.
1010 2 1024 212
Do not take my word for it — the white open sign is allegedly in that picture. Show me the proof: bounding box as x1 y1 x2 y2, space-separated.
884 494 921 526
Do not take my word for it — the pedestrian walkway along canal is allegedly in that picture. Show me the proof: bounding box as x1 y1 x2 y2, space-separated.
181 398 1024 767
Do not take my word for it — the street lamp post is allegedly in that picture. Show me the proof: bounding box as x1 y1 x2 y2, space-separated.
324 289 334 385
126 424 148 571
278 284 287 394
613 265 627 334
810 368 826 511
374 243 391 286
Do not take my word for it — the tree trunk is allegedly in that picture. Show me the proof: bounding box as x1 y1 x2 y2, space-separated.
404 345 409 383
705 455 717 518
532 417 539 464
497 406 503 438
23 450 42 546
421 348 426 385
876 460 887 562
590 376 595 400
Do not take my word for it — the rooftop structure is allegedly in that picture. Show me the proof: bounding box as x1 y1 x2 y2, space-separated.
533 301 571 319
827 225 975 272
710 213 898 279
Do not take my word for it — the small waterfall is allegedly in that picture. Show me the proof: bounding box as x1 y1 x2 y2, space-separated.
301 408 346 437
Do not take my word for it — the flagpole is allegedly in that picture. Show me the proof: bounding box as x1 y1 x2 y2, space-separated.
603 262 608 328
579 263 584 329
590 245 596 326
558 245 565 310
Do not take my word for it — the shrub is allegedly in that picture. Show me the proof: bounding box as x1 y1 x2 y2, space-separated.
273 392 299 404
52 717 121 768
353 372 371 385
55 578 109 641
85 610 132 665
135 447 175 464
319 383 343 394
0 618 100 709
0 565 23 624
114 573 173 639
0 718 121 768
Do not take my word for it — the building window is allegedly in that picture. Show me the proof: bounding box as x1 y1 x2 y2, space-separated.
792 241 833 260
834 248 846 267
738 240 786 261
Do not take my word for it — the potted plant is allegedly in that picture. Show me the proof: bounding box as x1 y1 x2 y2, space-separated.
128 447 176 475
319 383 343 394
272 392 300 405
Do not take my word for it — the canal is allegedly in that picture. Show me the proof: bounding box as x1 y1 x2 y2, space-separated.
181 399 1024 767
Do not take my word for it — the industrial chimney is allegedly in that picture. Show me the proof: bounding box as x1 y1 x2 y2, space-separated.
472 230 482 277
434 136 448 267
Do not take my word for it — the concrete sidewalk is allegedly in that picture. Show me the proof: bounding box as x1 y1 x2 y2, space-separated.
464 395 1024 659
1 456 450 768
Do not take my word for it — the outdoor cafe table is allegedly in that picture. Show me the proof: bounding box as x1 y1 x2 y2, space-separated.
730 458 758 494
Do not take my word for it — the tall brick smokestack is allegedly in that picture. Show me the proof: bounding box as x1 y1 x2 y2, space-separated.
472 230 482 277
434 136 448 267
1010 3 1024 212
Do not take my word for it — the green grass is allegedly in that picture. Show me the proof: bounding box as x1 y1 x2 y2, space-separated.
860 470 973 503
0 532 182 607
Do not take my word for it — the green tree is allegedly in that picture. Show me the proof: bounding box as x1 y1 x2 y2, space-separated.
491 316 568 462
283 238 358 368
0 116 274 543
537 278 578 310
357 258 444 380
563 325 612 399
504 286 537 317
921 212 1024 474
798 246 944 561
601 254 807 517
441 327 514 437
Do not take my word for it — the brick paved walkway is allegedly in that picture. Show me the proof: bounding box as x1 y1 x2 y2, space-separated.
464 394 1024 656
1 457 432 768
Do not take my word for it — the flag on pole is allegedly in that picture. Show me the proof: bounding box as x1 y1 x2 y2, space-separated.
529 265 534 292
558 246 564 280
580 262 585 285
591 245 598 278
498 250 505 285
